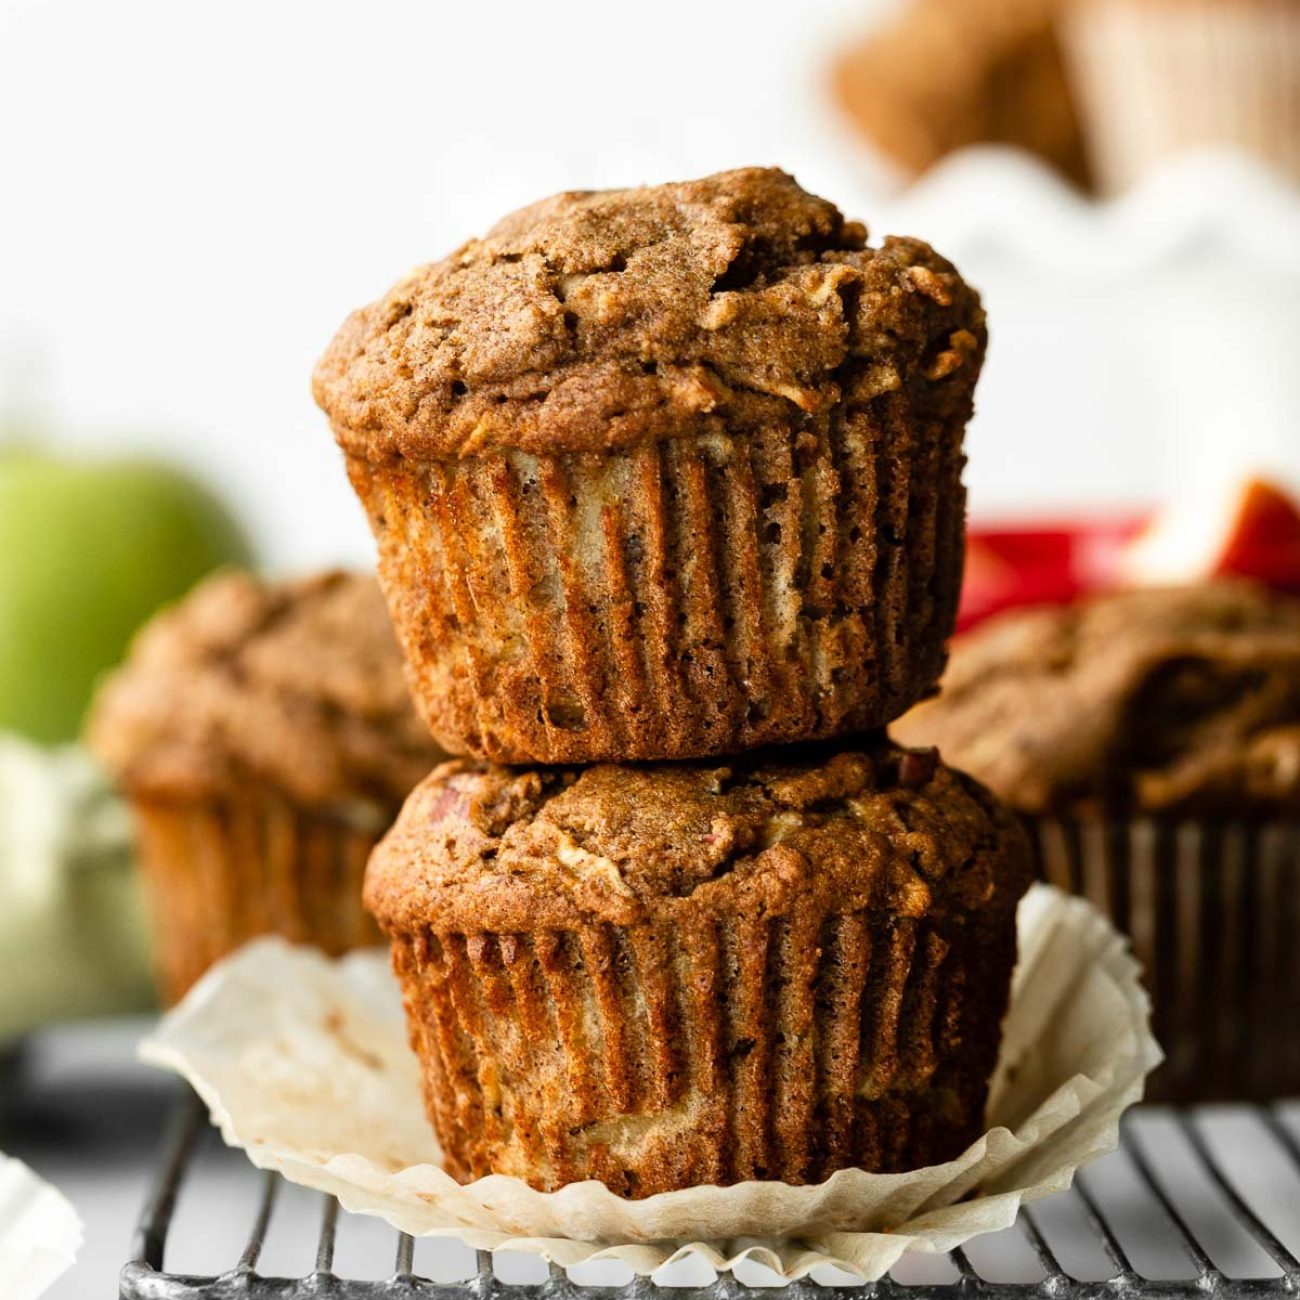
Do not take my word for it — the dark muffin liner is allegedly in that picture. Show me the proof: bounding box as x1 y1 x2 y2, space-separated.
1031 816 1300 1102
132 793 385 1004
347 404 965 764
387 903 1019 1197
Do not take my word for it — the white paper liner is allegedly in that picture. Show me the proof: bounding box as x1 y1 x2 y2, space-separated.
139 884 1160 1281
0 1153 82 1300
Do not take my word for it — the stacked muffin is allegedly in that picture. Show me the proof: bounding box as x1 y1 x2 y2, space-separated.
314 168 1033 1195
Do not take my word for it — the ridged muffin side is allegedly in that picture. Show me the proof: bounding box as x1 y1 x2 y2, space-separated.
318 168 985 763
132 791 383 1004
345 380 966 761
365 741 1032 1195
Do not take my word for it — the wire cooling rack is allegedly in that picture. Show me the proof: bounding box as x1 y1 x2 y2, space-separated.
121 1091 1300 1300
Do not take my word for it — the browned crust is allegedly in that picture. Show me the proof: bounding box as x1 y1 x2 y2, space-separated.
365 743 1031 934
131 792 383 1004
312 169 985 462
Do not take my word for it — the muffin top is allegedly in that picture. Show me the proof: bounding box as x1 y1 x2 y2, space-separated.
88 570 443 811
313 167 984 461
892 581 1300 818
365 740 1030 933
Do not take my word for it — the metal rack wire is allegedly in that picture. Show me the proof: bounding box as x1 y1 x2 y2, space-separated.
120 1091 1300 1300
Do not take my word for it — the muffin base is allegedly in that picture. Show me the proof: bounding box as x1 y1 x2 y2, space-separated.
348 405 964 764
1066 0 1300 192
389 904 1018 1196
133 792 385 1004
1032 816 1300 1102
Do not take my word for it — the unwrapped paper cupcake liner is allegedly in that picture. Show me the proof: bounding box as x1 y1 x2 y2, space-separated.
139 884 1160 1280
132 792 385 1004
346 411 964 765
1032 816 1300 1102
1065 0 1300 193
0 1153 82 1300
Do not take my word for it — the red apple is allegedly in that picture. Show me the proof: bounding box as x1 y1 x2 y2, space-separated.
1121 477 1300 592
959 517 1143 630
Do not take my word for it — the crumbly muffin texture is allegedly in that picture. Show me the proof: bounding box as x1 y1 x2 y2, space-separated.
88 569 442 809
893 581 1300 818
313 167 984 461
367 741 1031 1193
368 743 1021 932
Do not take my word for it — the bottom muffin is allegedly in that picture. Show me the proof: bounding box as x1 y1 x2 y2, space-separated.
365 739 1033 1195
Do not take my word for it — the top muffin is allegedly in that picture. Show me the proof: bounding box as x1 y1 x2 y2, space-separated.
316 169 985 764
313 167 984 462
88 570 443 813
892 581 1300 818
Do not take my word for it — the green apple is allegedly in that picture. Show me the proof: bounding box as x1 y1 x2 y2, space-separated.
0 447 254 742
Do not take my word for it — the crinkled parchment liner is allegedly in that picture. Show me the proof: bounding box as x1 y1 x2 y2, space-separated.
0 1152 83 1300
140 885 1160 1280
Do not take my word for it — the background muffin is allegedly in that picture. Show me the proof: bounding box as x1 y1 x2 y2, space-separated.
88 569 443 1002
830 0 1092 190
1064 0 1300 193
315 167 986 765
893 579 1300 1099
365 739 1032 1195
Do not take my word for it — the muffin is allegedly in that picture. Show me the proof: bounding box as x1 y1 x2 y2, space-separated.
830 0 1092 190
893 580 1300 1099
314 167 986 765
1064 0 1300 192
88 570 444 1002
365 739 1032 1195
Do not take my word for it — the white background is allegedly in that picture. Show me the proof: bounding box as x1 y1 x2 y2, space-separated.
0 0 895 570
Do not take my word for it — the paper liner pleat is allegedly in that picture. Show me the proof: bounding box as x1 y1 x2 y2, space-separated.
347 404 962 763
0 1154 82 1300
132 794 385 1004
1032 816 1300 1101
388 903 1012 1197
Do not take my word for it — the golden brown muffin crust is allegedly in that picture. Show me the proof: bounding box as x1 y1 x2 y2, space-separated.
893 581 1300 817
88 570 443 809
365 739 1031 934
313 167 985 461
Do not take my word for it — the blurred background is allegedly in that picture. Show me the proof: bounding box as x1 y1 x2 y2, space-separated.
1 0 1298 1293
4 0 1298 571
